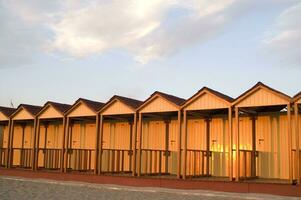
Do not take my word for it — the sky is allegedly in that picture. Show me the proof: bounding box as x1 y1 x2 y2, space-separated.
1 0 301 107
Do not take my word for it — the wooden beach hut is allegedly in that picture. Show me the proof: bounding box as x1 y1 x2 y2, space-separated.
232 82 292 183
136 92 185 178
181 87 234 180
293 92 301 184
64 98 104 172
0 106 16 167
97 95 143 175
9 104 42 169
35 101 71 171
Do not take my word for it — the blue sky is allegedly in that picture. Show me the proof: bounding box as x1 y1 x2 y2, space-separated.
1 0 301 107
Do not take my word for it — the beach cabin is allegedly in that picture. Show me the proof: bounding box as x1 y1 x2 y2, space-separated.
35 102 71 171
64 98 104 172
181 87 234 180
9 104 41 169
293 92 301 184
98 95 143 175
0 107 16 167
232 82 292 183
136 92 185 178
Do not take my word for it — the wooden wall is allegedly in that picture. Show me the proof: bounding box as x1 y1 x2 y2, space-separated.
37 122 64 168
12 123 34 166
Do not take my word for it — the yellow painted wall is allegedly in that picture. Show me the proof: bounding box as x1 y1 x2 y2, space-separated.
101 121 132 172
140 119 178 175
184 117 229 177
68 122 96 170
39 106 63 119
232 114 290 179
0 112 8 121
13 109 34 120
184 93 228 111
140 96 178 113
236 88 288 107
101 100 134 115
0 124 10 148
37 123 64 168
68 103 95 117
12 123 34 166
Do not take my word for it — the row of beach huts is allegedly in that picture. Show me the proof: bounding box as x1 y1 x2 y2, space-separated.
0 82 301 184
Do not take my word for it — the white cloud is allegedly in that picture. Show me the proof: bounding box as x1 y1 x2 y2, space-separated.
49 0 240 63
263 2 301 66
1 0 298 66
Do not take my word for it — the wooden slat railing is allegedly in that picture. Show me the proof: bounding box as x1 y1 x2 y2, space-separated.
66 149 94 171
238 149 258 179
101 149 133 173
38 148 61 170
186 149 212 177
11 148 33 168
0 148 9 167
140 149 170 175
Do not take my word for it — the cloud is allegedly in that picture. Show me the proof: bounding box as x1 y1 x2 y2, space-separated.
50 0 240 63
1 0 298 66
263 2 301 66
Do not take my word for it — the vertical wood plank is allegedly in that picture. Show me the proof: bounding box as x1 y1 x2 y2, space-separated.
31 117 38 170
60 117 66 172
295 103 300 184
235 107 240 181
137 113 142 176
177 111 181 179
98 115 104 174
64 117 70 172
288 104 293 183
94 114 100 174
183 110 187 179
228 106 233 181
132 113 137 176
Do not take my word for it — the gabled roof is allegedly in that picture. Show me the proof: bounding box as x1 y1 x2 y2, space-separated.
232 82 291 106
182 86 233 109
293 91 301 103
37 101 71 117
11 104 42 118
65 98 104 115
0 106 16 117
99 95 143 113
137 91 185 111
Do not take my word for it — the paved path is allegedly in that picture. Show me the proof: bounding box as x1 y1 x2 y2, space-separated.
0 176 300 200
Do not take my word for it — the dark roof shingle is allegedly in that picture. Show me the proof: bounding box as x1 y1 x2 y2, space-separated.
111 95 143 109
154 91 186 106
18 104 42 116
0 106 16 117
77 98 104 112
45 101 71 113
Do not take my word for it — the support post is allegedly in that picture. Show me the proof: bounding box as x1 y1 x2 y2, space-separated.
63 117 70 172
251 116 256 178
183 110 187 179
164 119 170 174
288 104 293 183
6 119 12 168
35 119 41 170
177 111 182 179
205 118 211 176
8 120 14 168
295 103 300 184
31 117 38 170
228 106 233 181
235 107 240 181
137 113 142 177
94 114 100 174
132 113 137 176
60 117 66 172
98 115 104 174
